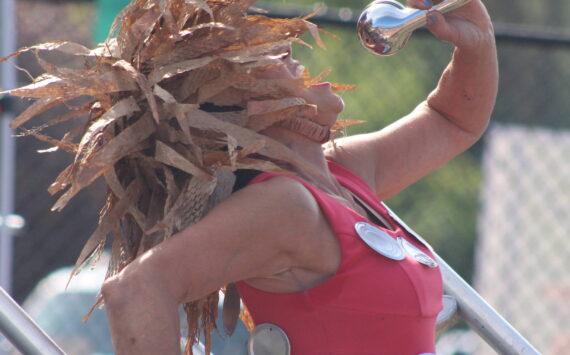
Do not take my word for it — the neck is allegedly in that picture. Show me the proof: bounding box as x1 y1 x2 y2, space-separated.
277 116 331 144
261 125 350 200
262 124 329 171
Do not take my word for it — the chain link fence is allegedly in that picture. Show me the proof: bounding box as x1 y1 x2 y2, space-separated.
1 1 569 354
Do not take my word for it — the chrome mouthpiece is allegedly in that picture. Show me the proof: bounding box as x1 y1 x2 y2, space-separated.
357 0 471 56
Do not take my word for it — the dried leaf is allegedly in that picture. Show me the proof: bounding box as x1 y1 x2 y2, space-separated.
184 0 214 22
155 140 211 180
222 283 240 336
174 63 221 102
148 56 215 84
48 164 74 195
203 169 236 216
75 97 140 164
113 60 161 123
7 70 138 100
247 97 306 116
52 113 155 211
122 4 164 60
104 168 147 231
332 119 366 131
186 108 325 179
304 67 331 86
247 104 317 132
303 20 325 49
331 83 358 93
149 175 216 234
178 22 232 38
0 41 93 63
68 179 143 285
198 73 249 103
10 97 61 130
235 157 284 172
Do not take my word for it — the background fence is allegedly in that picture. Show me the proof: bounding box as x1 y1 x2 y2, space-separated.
1 0 569 354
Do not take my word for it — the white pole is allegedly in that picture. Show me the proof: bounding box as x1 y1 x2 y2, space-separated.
0 0 17 294
437 255 541 355
0 287 66 355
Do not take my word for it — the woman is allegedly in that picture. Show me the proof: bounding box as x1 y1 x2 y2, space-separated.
101 0 498 354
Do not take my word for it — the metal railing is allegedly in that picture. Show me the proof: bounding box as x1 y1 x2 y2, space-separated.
1 255 541 355
0 287 65 355
436 256 541 355
0 0 17 296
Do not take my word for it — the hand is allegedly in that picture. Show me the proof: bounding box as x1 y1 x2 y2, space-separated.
407 0 495 50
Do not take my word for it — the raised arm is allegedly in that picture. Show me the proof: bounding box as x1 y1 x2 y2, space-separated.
326 0 498 200
100 177 333 354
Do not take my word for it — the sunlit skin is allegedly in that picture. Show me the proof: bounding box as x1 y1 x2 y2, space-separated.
102 1 498 354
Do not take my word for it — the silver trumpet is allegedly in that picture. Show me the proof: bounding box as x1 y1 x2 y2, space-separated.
357 0 471 56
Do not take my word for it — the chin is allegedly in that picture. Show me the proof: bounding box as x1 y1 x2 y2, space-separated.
323 94 345 117
302 85 345 125
315 100 344 127
332 95 345 114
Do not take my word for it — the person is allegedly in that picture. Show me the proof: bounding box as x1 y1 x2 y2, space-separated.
101 0 498 354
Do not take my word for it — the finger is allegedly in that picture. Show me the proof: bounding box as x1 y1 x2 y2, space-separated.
407 0 432 10
424 10 459 44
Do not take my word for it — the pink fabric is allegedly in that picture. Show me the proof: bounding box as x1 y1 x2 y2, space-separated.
236 161 443 354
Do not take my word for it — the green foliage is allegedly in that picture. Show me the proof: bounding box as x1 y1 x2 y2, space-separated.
387 152 483 280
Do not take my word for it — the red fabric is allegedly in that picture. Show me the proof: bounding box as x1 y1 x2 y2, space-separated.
236 161 443 355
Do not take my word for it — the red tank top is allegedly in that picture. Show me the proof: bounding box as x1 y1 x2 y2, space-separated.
236 161 443 355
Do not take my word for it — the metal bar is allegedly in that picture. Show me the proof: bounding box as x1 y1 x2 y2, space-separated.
436 255 541 355
0 287 66 355
0 0 17 295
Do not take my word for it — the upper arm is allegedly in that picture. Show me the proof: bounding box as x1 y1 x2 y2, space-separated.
110 176 324 304
326 101 485 200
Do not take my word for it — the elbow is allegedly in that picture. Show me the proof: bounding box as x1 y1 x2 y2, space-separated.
422 100 492 145
101 259 178 313
101 274 129 311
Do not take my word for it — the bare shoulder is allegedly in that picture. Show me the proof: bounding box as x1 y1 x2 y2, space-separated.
228 176 340 291
220 175 327 243
231 175 323 218
187 174 329 269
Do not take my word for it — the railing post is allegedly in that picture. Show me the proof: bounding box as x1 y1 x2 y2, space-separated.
0 0 17 295
0 287 66 355
437 255 541 355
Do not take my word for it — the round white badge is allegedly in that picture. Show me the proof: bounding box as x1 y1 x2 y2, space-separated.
399 238 438 268
354 222 405 261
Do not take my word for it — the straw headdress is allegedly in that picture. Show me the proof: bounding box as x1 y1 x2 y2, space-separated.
1 0 357 353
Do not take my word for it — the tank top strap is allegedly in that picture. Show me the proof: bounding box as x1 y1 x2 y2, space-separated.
327 160 392 216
